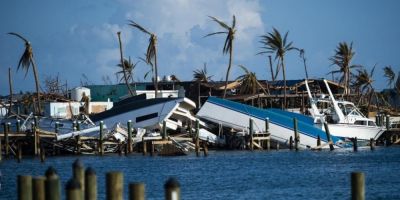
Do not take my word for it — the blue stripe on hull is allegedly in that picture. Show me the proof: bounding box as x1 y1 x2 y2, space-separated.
206 97 340 144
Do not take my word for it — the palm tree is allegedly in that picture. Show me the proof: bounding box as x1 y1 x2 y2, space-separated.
193 63 213 107
236 65 269 95
259 28 296 109
354 65 377 116
8 32 42 115
329 42 358 98
383 65 396 88
116 57 138 83
129 21 159 97
299 49 309 79
117 32 134 96
205 15 236 99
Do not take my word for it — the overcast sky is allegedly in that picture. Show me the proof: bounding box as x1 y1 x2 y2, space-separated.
1 0 399 95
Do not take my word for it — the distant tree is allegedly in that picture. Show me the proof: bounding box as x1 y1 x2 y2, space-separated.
117 32 134 96
259 28 296 109
193 63 213 107
329 42 359 98
8 32 42 115
205 15 236 99
383 65 396 88
236 65 269 95
129 21 159 97
354 65 377 116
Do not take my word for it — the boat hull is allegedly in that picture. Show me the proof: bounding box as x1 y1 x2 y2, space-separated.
318 123 385 140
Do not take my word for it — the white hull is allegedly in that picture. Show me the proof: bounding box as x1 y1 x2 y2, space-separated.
197 98 342 149
319 123 385 140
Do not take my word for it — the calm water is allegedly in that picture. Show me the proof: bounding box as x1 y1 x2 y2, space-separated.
1 147 400 200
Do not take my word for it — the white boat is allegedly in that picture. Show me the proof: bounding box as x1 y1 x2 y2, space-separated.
90 96 198 132
305 79 385 140
196 96 343 149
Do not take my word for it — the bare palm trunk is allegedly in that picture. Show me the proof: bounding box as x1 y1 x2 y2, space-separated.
8 68 13 117
154 46 159 98
303 57 309 80
117 32 134 96
268 55 275 81
30 56 41 115
282 58 287 109
223 41 233 99
366 88 374 117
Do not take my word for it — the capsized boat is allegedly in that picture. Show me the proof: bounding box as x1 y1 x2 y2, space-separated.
90 96 198 131
196 96 343 149
305 79 385 141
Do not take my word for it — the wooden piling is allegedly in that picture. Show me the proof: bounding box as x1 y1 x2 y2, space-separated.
45 167 61 200
195 120 200 157
162 120 167 140
203 142 208 157
293 118 299 151
17 142 22 163
32 122 38 156
85 167 97 200
249 118 254 151
129 182 145 200
40 145 45 163
55 122 59 133
164 177 180 200
276 142 279 150
106 171 123 200
32 176 45 200
265 118 270 151
142 140 147 156
34 116 39 129
18 175 32 200
127 120 132 153
73 159 85 198
66 178 82 200
99 121 104 155
370 138 375 151
317 135 321 147
4 123 9 158
16 119 21 132
323 122 334 151
0 136 2 161
353 137 358 152
386 115 390 130
351 172 365 200
150 142 154 156
289 136 293 150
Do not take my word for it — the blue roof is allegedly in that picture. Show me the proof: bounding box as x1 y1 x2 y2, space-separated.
206 96 340 143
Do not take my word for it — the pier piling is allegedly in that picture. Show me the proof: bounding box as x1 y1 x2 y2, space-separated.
17 142 22 163
32 176 45 200
129 182 145 200
164 178 180 200
18 175 32 200
195 120 200 157
99 121 104 156
66 178 82 200
289 136 293 150
127 120 132 153
106 172 123 200
351 172 365 200
4 123 9 158
317 135 321 149
370 138 375 151
249 118 254 151
353 137 358 152
265 118 270 151
73 159 85 198
323 122 334 151
293 118 299 151
85 167 97 200
45 167 61 200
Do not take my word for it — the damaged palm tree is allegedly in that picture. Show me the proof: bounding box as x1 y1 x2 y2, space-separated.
205 15 236 99
117 32 135 96
129 21 159 97
8 32 42 115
